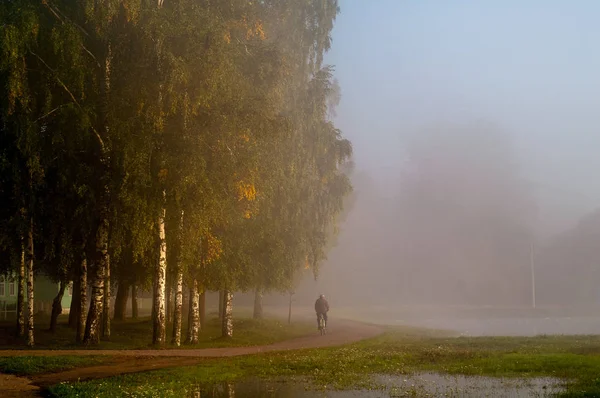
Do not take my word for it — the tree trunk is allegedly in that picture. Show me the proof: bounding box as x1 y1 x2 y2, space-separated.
288 292 293 325
221 290 233 338
77 252 87 342
83 218 107 345
171 209 184 346
218 290 224 320
171 270 183 346
131 284 138 319
226 382 235 398
199 290 205 330
166 275 172 324
185 285 192 342
181 288 188 325
26 218 34 347
253 287 263 319
84 39 111 345
151 280 156 325
113 279 129 321
102 253 111 340
69 276 81 328
186 280 199 344
49 280 66 333
152 203 167 346
16 241 25 337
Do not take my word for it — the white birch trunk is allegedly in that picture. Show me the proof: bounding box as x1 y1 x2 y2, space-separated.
102 253 111 340
83 218 107 345
16 240 25 337
84 39 111 346
153 202 167 345
186 279 199 344
222 290 233 338
26 217 34 347
171 270 183 346
77 252 87 343
171 210 184 346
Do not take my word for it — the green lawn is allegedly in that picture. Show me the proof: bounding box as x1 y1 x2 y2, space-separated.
0 314 314 350
0 355 111 376
48 327 600 397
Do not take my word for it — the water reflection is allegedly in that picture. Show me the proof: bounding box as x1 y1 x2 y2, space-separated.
188 374 564 397
379 373 564 397
188 380 361 398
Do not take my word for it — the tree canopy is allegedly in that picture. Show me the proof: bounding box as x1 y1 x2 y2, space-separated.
0 0 351 345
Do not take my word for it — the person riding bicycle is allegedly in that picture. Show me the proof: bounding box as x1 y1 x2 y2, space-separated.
315 294 329 329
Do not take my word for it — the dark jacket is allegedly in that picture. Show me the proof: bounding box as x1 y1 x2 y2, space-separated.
315 297 329 314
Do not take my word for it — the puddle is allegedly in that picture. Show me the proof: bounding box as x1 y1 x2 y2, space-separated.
379 373 565 397
186 374 565 397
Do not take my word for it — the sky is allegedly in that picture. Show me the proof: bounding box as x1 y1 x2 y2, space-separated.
325 0 600 236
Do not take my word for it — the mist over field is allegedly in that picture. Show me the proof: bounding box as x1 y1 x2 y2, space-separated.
276 1 600 329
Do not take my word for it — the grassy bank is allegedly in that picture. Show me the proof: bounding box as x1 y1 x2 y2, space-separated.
48 327 600 397
0 315 314 350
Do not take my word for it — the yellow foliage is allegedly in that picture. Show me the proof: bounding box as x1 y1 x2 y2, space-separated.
240 133 250 142
224 31 231 44
255 22 266 41
237 181 257 202
243 209 252 219
158 168 168 181
304 256 310 270
226 16 265 41
204 230 223 265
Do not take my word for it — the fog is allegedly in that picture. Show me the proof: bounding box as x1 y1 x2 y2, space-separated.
272 1 600 330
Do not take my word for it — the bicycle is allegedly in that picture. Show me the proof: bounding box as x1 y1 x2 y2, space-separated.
317 313 327 335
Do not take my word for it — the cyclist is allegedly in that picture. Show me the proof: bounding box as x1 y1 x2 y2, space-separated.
314 294 329 329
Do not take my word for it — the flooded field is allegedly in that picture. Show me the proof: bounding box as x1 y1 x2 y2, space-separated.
394 316 600 336
380 373 564 397
188 374 564 397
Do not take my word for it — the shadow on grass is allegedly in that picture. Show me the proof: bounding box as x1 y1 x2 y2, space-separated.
0 313 314 350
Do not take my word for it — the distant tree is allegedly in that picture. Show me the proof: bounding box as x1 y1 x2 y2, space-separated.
396 122 535 305
537 210 600 305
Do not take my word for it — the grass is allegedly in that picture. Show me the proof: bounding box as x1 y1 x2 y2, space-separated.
48 327 600 397
0 355 111 376
0 313 314 350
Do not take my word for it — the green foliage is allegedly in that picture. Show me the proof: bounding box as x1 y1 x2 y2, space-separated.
1 0 351 343
0 314 313 350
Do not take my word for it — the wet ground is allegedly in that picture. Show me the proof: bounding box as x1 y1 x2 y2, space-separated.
379 373 564 397
0 310 583 396
188 374 564 397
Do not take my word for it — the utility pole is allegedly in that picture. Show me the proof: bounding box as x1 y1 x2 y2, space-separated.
530 240 536 309
288 291 294 325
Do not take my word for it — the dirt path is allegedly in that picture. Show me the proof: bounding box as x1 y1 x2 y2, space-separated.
0 320 383 389
1 374 40 397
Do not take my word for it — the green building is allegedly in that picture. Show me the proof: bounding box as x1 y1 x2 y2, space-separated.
0 273 72 319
